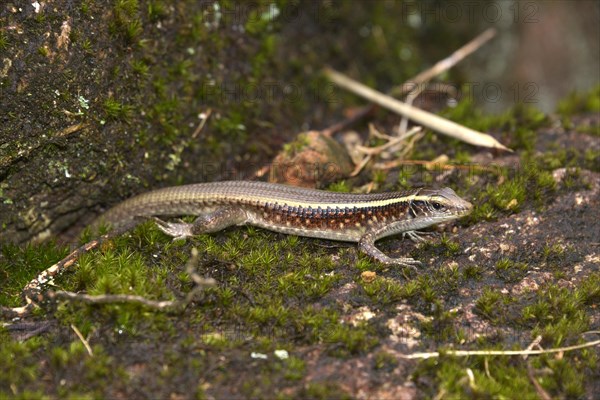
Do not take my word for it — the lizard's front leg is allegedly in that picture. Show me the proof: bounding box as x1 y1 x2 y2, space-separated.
358 229 422 268
154 207 248 240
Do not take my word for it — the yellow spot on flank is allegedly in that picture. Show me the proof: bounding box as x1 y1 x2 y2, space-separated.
355 222 362 228
339 222 345 229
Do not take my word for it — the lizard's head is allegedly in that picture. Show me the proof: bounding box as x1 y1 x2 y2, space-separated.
409 187 472 226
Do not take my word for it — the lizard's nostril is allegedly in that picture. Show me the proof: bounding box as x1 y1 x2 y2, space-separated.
461 198 473 211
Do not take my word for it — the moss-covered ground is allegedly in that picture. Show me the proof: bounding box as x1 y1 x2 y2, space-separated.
1 1 599 398
2 87 599 398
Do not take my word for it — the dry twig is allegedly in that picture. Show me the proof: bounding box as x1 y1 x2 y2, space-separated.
191 108 212 139
323 28 497 139
394 339 600 360
349 154 372 177
324 67 511 152
389 28 497 98
372 159 502 175
1 234 216 319
46 248 216 312
356 126 422 155
71 324 93 356
527 360 552 400
1 234 113 319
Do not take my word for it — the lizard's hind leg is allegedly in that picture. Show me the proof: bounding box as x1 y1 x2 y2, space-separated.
154 207 248 240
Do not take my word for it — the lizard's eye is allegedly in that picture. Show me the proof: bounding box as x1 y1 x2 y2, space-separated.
432 202 443 210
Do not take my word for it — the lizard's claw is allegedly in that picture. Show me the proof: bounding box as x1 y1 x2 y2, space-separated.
402 230 434 243
153 217 194 241
385 257 422 272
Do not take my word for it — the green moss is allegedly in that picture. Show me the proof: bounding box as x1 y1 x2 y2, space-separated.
300 382 352 400
147 0 168 22
416 347 595 399
373 350 400 371
534 146 600 172
453 150 472 165
0 333 44 394
420 283 437 303
4 3 600 396
80 38 93 53
282 132 311 156
439 99 547 153
109 0 143 45
579 273 600 304
437 263 461 290
576 124 600 137
80 1 91 15
246 302 289 326
556 85 600 117
360 276 407 305
33 13 46 24
102 97 133 121
123 19 143 44
0 241 69 307
354 257 376 272
239 247 278 270
244 3 279 36
326 323 378 356
327 180 351 193
0 329 125 399
68 28 80 44
47 224 184 328
562 167 593 189
250 33 277 80
53 343 125 397
494 257 529 283
490 178 526 212
371 170 387 186
416 233 463 264
282 356 306 381
541 357 586 398
474 287 504 323
296 306 340 343
419 356 537 398
212 111 248 144
462 264 483 281
37 46 49 57
439 234 461 256
420 301 461 342
0 31 8 50
130 59 149 77
509 104 547 151
521 282 595 346
541 243 565 263
274 262 338 300
466 159 558 223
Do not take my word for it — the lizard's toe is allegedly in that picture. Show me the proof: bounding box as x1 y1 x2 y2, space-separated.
154 218 194 239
